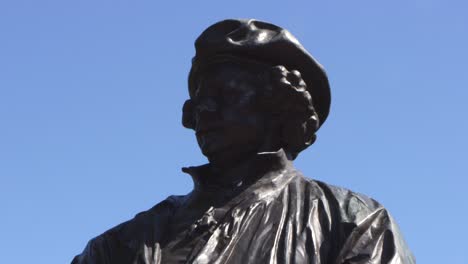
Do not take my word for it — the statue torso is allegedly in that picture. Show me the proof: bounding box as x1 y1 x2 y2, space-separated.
72 151 415 264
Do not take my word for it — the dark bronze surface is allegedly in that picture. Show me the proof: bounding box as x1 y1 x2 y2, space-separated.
73 19 415 264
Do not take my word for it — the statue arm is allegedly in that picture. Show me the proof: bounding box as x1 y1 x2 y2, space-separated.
314 181 415 264
334 207 415 264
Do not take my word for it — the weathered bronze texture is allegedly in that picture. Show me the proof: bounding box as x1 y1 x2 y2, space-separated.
73 19 415 264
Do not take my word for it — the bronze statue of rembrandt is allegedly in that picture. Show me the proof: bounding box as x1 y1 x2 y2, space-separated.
73 19 415 264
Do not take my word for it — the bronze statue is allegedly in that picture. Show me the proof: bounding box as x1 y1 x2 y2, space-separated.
73 19 415 264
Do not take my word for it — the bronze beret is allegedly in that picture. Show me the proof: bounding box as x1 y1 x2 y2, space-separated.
188 19 331 128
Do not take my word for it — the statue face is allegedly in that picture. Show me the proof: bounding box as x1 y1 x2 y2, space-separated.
192 64 267 166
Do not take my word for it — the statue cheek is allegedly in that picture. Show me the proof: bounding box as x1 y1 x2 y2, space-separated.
220 108 260 130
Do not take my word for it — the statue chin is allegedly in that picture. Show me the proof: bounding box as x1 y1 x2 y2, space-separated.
204 147 259 170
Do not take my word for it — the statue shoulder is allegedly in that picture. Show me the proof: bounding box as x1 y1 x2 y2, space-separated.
72 195 186 264
311 180 384 223
301 178 415 263
285 172 387 226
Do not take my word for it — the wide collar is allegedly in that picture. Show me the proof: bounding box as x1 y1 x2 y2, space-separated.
182 149 292 194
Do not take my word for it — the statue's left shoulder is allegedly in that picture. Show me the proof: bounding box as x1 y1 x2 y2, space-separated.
304 178 416 263
312 180 384 223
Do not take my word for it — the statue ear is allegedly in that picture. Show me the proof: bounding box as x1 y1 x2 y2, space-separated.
280 112 319 157
303 114 319 146
182 100 195 129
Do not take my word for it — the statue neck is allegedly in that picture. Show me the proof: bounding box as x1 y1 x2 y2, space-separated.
182 149 292 192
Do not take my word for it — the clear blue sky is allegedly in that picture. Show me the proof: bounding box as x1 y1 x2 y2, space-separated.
1 1 467 263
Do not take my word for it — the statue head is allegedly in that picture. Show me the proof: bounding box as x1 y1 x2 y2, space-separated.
182 19 331 167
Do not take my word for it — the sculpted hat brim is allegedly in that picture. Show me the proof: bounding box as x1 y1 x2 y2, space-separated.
188 19 331 128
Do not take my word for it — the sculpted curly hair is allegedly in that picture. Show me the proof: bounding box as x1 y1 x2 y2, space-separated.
258 65 319 159
183 58 319 159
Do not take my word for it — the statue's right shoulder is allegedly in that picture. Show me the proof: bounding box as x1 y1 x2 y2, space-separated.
71 195 186 264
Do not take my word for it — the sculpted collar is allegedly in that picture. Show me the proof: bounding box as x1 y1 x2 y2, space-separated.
182 149 292 193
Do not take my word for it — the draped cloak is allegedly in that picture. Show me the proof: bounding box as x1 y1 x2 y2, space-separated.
72 150 415 264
